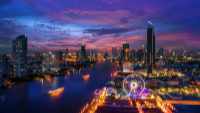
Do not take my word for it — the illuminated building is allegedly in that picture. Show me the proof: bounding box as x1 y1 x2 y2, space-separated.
42 52 60 73
146 22 156 74
27 53 42 75
122 62 133 73
12 35 28 77
121 43 130 61
88 49 97 62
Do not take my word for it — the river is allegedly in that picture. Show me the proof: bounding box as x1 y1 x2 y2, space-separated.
0 62 113 113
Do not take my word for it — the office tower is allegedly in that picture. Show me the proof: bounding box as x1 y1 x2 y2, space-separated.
146 22 156 74
12 35 28 77
121 43 130 61
80 43 87 61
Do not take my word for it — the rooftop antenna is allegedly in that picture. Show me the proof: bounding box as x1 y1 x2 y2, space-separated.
148 20 153 25
147 20 154 28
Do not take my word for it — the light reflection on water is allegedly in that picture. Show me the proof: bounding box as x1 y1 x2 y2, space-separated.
0 62 112 113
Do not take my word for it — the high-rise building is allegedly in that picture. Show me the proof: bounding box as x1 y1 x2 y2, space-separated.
12 35 28 77
80 44 87 61
146 22 156 74
121 43 130 61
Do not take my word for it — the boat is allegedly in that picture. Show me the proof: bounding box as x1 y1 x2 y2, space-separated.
48 87 64 97
82 74 90 81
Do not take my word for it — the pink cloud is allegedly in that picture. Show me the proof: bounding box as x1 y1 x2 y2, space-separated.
49 9 133 26
29 35 142 51
157 32 200 49
29 31 200 52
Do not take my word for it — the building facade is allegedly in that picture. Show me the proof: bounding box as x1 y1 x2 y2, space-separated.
12 35 28 77
146 22 156 74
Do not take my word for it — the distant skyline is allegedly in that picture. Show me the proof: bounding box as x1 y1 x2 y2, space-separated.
0 0 200 53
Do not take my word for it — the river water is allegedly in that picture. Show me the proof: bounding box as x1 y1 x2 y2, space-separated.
0 62 113 113
1 61 199 113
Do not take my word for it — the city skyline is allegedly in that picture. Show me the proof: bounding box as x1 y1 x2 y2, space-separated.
0 3 200 112
0 0 200 53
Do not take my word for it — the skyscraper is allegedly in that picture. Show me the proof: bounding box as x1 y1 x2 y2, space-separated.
121 43 130 61
80 43 87 61
146 22 156 74
13 35 28 77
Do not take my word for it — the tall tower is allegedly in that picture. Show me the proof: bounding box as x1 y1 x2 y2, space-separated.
146 21 156 74
80 41 87 61
121 42 130 61
13 35 28 77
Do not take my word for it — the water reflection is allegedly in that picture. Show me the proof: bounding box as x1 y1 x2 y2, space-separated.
82 74 90 81
0 62 112 113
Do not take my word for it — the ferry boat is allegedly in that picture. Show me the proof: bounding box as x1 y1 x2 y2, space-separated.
48 87 64 97
82 74 90 81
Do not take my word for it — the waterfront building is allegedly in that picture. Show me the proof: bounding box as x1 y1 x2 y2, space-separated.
146 22 156 74
121 43 130 61
79 43 87 62
12 35 28 77
27 53 42 75
42 52 60 73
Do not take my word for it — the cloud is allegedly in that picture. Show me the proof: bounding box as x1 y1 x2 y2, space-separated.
84 27 132 36
157 32 200 49
50 9 133 26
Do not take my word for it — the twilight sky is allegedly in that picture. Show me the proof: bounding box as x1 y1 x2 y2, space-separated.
0 0 200 52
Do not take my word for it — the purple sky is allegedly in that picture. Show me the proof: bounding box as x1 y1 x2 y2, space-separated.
0 0 200 52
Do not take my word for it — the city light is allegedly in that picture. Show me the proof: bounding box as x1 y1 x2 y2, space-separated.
0 1 200 113
80 88 107 113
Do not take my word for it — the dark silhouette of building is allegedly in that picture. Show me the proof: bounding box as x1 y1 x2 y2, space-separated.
112 47 118 58
0 54 13 80
12 35 28 77
146 22 156 74
79 43 87 61
136 47 145 62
